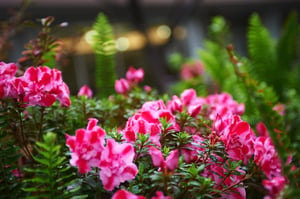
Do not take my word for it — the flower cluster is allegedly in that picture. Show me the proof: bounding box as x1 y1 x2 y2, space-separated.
66 118 138 191
115 66 144 94
66 85 287 198
0 61 70 107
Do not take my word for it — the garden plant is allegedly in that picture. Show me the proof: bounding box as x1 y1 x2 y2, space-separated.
0 10 300 199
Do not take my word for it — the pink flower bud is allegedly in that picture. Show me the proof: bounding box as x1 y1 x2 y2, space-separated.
115 78 130 94
77 85 93 98
126 66 144 83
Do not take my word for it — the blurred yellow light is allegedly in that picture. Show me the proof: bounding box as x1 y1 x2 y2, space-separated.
174 26 187 40
116 37 130 51
116 31 147 51
84 30 97 45
157 25 171 39
148 25 171 45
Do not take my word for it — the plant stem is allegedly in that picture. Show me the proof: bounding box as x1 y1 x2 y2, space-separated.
38 107 45 141
17 108 31 159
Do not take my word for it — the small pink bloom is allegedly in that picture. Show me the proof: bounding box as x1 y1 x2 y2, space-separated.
112 189 146 199
262 176 286 198
115 78 130 94
205 93 244 120
180 88 197 106
77 84 93 98
167 95 183 114
126 66 144 83
99 139 138 191
149 146 179 172
256 122 269 137
187 103 202 118
180 61 204 80
254 136 282 179
272 103 285 116
151 191 172 199
144 85 152 92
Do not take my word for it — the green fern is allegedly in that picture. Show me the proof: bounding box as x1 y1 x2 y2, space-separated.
92 13 116 98
22 132 86 199
247 14 279 93
276 12 300 94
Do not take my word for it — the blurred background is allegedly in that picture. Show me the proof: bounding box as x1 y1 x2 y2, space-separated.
1 0 300 94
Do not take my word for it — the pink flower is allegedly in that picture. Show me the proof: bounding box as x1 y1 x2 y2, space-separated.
151 191 172 199
115 78 130 94
112 189 146 199
256 122 269 137
167 95 183 114
0 62 18 98
272 103 285 116
180 88 197 106
187 103 202 118
205 93 245 120
181 135 205 163
180 61 204 80
77 84 93 98
22 66 71 107
149 146 179 172
262 176 286 198
66 118 106 173
99 139 138 191
144 85 152 92
254 136 282 179
122 100 179 147
126 66 144 83
214 115 255 164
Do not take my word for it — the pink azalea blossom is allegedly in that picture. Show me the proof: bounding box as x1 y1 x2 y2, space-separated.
77 84 93 98
99 139 138 191
203 159 246 199
180 88 197 106
214 115 255 164
112 189 146 199
181 135 205 163
256 122 269 137
167 95 183 114
272 103 285 116
254 136 282 179
0 62 18 98
22 66 71 107
122 100 178 147
151 191 172 199
115 78 130 94
144 85 152 92
262 176 286 199
149 146 179 172
66 118 106 173
205 92 245 120
180 61 204 80
126 66 144 83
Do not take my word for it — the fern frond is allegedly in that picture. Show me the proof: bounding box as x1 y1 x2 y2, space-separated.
91 13 116 98
23 132 86 199
247 13 276 85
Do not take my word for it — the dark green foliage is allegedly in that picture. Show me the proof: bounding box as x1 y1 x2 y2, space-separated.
22 132 86 199
91 13 116 98
0 139 24 199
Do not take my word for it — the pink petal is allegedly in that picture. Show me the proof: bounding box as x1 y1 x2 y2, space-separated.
165 150 179 171
149 146 164 167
